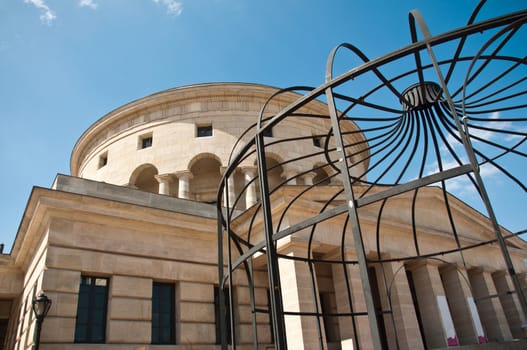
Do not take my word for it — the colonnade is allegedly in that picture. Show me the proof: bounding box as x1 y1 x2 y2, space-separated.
275 248 526 350
153 166 328 208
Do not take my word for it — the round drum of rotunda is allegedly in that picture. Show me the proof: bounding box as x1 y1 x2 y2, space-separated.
70 83 367 204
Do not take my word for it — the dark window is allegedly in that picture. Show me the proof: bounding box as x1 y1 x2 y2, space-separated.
263 128 273 137
152 282 175 344
214 286 231 345
0 318 8 350
98 153 108 168
368 267 389 350
74 276 108 343
267 289 274 342
406 269 428 349
197 125 213 137
313 136 323 148
141 136 153 149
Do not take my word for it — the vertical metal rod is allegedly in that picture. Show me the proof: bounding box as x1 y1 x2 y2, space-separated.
224 182 237 349
325 86 384 350
256 132 288 349
217 206 228 350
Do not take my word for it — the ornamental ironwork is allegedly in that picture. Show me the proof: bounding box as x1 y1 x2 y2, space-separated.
217 1 527 349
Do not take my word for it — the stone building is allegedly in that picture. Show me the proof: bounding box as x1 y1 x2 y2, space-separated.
0 83 526 349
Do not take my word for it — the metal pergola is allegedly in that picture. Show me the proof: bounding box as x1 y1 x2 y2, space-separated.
217 1 527 349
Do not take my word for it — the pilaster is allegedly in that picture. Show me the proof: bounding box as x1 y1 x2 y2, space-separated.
278 245 325 350
382 262 424 349
409 261 457 348
440 265 483 345
331 252 373 350
493 271 527 339
468 268 512 342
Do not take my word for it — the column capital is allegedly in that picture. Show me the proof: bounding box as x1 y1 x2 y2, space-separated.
300 171 317 181
438 263 460 273
154 173 175 183
469 266 503 275
174 170 194 180
405 258 443 271
220 166 239 176
281 170 298 185
240 166 257 175
280 169 298 178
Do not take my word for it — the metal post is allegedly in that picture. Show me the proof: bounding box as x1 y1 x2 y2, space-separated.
256 132 288 350
325 86 384 350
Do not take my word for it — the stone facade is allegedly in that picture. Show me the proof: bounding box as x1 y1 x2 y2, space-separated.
0 83 526 349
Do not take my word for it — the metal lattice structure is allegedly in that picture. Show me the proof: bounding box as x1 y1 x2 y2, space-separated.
217 1 527 349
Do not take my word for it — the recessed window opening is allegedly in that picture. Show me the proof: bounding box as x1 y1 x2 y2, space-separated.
74 276 109 344
98 152 108 169
214 286 232 345
313 136 323 148
138 133 153 149
152 282 175 344
197 124 213 137
263 127 273 137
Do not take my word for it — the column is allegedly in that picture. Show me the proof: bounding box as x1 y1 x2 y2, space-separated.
493 271 527 339
241 166 257 208
468 268 512 342
175 170 193 200
382 262 424 349
440 265 482 345
281 170 298 185
329 169 342 185
220 167 237 208
520 272 527 337
331 252 373 350
301 172 317 186
279 245 325 350
409 261 457 348
154 174 175 196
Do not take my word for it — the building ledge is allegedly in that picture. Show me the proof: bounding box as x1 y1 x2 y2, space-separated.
52 174 216 219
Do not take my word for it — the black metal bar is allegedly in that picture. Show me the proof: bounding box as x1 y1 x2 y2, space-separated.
325 83 383 349
216 3 527 348
255 132 287 349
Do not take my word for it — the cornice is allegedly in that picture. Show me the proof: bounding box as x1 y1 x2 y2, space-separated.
69 82 367 176
70 83 300 176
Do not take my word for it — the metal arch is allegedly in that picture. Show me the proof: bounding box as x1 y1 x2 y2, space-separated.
325 56 384 350
460 14 527 322
217 2 527 349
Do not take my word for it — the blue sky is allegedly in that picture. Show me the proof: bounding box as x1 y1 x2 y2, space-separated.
0 0 525 251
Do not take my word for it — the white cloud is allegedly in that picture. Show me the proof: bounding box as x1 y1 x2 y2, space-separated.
469 111 513 142
152 0 184 16
24 0 184 24
79 0 98 10
24 0 56 24
443 162 500 199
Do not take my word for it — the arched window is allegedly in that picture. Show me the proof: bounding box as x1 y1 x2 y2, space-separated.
252 154 284 200
312 166 331 186
189 154 222 204
129 164 159 194
265 157 284 191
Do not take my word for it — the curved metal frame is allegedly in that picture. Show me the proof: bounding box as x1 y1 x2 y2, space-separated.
218 1 527 349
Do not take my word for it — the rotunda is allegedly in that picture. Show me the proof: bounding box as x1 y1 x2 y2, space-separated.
71 83 367 207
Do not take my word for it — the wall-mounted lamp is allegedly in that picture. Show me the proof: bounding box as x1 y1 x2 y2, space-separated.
32 293 52 350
